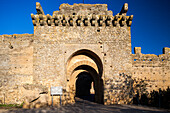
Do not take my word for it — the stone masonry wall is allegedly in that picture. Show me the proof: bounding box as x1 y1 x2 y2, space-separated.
0 2 169 107
0 2 134 105
31 2 133 105
32 25 132 105
132 47 170 94
103 27 133 105
0 34 34 104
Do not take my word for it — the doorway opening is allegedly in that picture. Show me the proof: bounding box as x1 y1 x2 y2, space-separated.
76 72 95 102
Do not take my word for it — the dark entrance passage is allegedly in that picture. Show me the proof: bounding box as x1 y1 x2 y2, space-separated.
76 72 95 102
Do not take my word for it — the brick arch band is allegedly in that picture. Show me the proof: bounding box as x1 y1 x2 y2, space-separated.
67 60 98 79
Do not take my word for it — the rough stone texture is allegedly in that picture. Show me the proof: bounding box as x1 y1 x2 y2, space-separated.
0 34 34 104
55 3 113 15
0 2 169 107
132 47 170 94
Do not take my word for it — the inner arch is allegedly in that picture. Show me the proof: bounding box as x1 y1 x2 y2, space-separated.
67 49 103 77
67 49 104 104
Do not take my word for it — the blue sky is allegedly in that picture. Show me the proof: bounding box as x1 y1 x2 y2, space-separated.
0 0 170 55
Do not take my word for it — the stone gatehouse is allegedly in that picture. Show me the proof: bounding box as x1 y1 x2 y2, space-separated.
0 2 169 107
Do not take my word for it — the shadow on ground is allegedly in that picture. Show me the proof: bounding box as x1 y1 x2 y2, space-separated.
1 98 169 113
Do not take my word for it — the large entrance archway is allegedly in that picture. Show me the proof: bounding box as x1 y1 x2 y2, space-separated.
67 49 103 104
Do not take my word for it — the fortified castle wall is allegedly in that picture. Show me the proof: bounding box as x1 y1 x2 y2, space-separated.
0 34 35 104
132 47 170 94
0 2 169 107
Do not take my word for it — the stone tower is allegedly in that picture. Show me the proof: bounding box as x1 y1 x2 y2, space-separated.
31 2 133 105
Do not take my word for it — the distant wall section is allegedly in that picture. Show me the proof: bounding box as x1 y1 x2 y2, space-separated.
132 47 170 93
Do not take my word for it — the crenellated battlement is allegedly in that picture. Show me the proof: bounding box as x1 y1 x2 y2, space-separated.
132 47 170 67
134 47 170 55
0 34 33 38
31 2 133 27
132 47 170 93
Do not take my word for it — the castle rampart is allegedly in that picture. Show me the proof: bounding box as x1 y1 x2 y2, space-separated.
0 2 169 108
132 47 170 93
